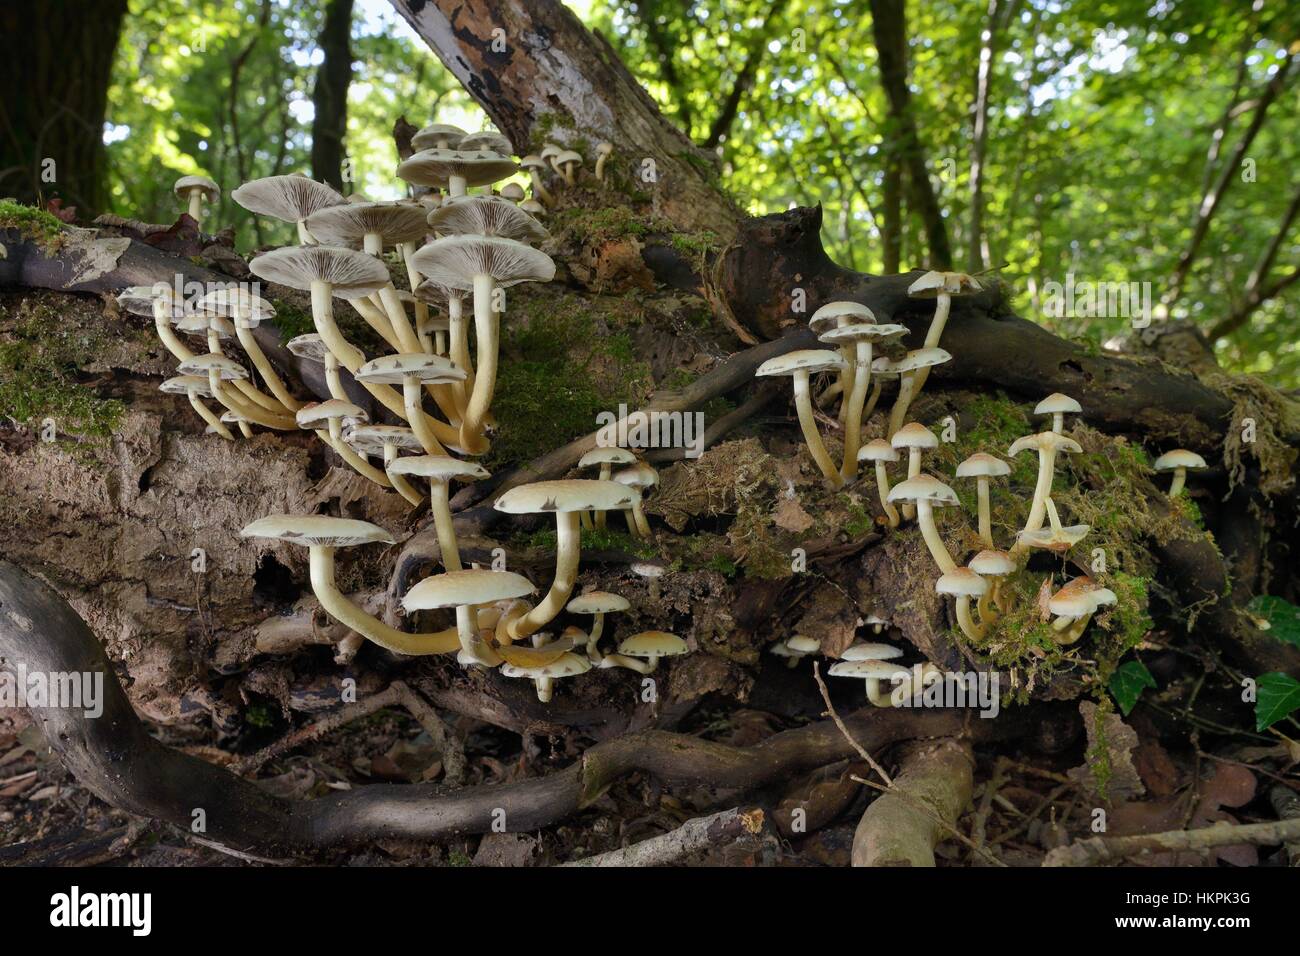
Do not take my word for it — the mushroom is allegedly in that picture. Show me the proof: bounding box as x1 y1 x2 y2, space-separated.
818 318 908 476
415 280 472 413
612 631 688 673
555 149 582 186
220 409 254 439
519 198 546 217
594 142 614 182
1016 497 1090 554
426 194 548 243
174 175 220 223
955 452 1011 548
410 235 555 451
1048 576 1117 645
354 353 467 456
387 455 489 571
286 332 347 402
501 651 592 703
1008 431 1083 543
905 270 981 396
160 374 233 439
936 567 989 641
968 548 1014 618
863 355 899 421
459 130 513 155
566 591 631 662
231 175 345 244
411 123 468 151
1153 449 1207 498
499 182 526 203
887 474 960 573
1035 392 1082 434
886 346 952 438
828 656 910 707
396 148 518 198
613 460 659 537
343 424 426 506
755 349 849 487
242 515 462 655
578 446 637 529
808 300 875 420
519 155 552 205
178 353 295 430
857 438 901 529
295 400 392 488
199 287 303 411
540 143 563 173
402 567 537 666
494 479 640 640
891 421 939 521
771 634 820 668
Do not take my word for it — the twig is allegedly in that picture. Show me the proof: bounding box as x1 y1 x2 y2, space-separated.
1044 816 1300 867
560 807 766 866
811 661 893 787
968 756 1008 861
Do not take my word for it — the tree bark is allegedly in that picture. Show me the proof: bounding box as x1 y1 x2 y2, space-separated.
310 0 355 191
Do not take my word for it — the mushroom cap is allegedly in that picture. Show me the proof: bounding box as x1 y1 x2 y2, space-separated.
459 130 513 155
412 279 465 307
178 353 248 381
827 659 910 680
540 143 562 160
219 410 251 424
396 148 518 189
519 199 546 216
342 424 424 455
566 591 631 615
175 313 234 337
1008 432 1083 458
1017 524 1091 552
892 347 952 372
936 567 990 598
231 175 344 223
355 353 467 385
1035 392 1082 417
755 349 848 378
304 201 429 247
410 234 555 289
174 174 220 201
907 270 981 298
595 142 614 156
499 183 526 202
858 438 900 463
198 287 275 324
1048 576 1118 618
411 123 468 150
618 631 687 658
968 550 1015 576
818 322 908 346
295 399 368 428
1153 449 1208 471
285 332 331 362
519 154 547 171
241 514 394 548
841 641 903 661
614 461 659 490
769 641 800 659
495 479 639 515
808 300 877 332
160 374 213 397
785 635 821 654
387 454 490 483
578 446 637 469
956 452 1011 478
250 245 390 299
118 284 185 319
403 568 536 611
426 195 548 243
500 651 592 680
891 422 938 450
887 474 959 506
871 356 900 376
555 149 583 167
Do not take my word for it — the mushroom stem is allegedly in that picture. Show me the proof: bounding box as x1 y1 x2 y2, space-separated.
323 353 347 402
235 323 303 411
322 420 392 487
528 169 552 205
862 376 885 421
458 272 499 451
955 596 985 641
1020 446 1059 538
791 372 843 487
864 678 895 707
429 481 461 571
402 377 448 456
976 476 993 548
916 500 956 574
377 285 422 354
236 420 253 439
1053 613 1092 645
887 371 920 439
188 393 234 440
185 190 204 221
595 463 612 529
307 546 459 655
909 293 951 396
447 294 472 414
874 461 900 528
1168 468 1188 497
595 150 612 182
208 374 297 429
1052 411 1065 433
628 500 652 537
349 295 401 350
454 603 500 665
508 511 581 640
448 174 468 197
382 444 424 506
976 592 999 625
587 615 605 662
840 340 873 480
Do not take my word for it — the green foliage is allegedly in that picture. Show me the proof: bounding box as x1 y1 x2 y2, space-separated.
1247 595 1300 648
1108 660 1156 716
1254 672 1300 731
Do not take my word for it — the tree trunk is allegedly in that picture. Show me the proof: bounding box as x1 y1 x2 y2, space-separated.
0 0 128 214
310 0 355 191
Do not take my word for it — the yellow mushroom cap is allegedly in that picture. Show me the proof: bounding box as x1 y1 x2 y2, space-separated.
755 349 848 377
841 641 903 661
858 438 899 463
295 399 367 428
1153 449 1207 471
578 446 637 469
827 659 910 680
617 631 688 658
500 651 592 680
968 550 1014 576
892 422 939 450
402 568 536 611
495 479 639 514
956 452 1010 478
241 514 394 548
387 455 489 483
936 568 989 598
566 591 631 615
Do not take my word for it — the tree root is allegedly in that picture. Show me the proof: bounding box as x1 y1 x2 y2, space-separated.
559 807 767 866
1044 817 1300 867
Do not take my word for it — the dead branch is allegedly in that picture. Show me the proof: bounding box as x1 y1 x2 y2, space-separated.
1043 816 1300 867
559 807 766 866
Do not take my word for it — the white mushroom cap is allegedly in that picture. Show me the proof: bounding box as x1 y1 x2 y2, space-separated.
614 461 659 490
495 479 639 515
1008 432 1083 457
410 234 555 289
387 455 490 483
1017 524 1091 552
808 300 877 332
403 568 536 611
956 452 1011 478
891 422 938 450
174 175 220 202
617 631 687 658
579 446 637 468
841 641 903 661
160 374 213 397
519 198 546 216
178 353 249 381
887 474 959 506
342 424 424 455
907 271 981 298
785 635 821 654
286 333 331 362
498 183 526 202
1153 449 1208 471
500 652 592 680
555 149 582 168
520 154 547 172
936 568 990 598
250 245 390 299
459 130 513 155
295 399 368 428
117 284 185 319
231 175 344 223
968 549 1015 576
858 438 899 463
819 322 909 345
566 591 631 615
355 353 467 385
198 287 276 324
827 659 910 680
411 123 468 150
1049 577 1117 618
1035 392 1082 417
304 202 429 247
871 356 900 376
396 148 518 189
427 195 548 242
755 349 848 377
241 514 395 548
175 313 234 337
891 347 952 372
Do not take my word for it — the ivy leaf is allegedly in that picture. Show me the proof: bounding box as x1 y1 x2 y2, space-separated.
1246 595 1300 648
1255 673 1300 731
1109 661 1156 716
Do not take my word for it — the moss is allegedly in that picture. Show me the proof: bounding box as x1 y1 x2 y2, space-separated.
517 525 659 560
271 298 315 342
1085 696 1116 800
0 199 67 254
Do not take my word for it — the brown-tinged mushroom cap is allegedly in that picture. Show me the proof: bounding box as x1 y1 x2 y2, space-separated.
160 374 213 397
174 175 220 202
355 353 467 385
907 271 981 298
402 568 536 611
1008 432 1083 458
1153 449 1208 471
499 183 526 202
808 300 878 332
755 349 848 377
566 591 631 615
285 332 331 362
387 454 490 482
1017 523 1090 552
178 353 249 381
250 245 390 299
891 422 939 451
841 641 903 661
459 130 513 154
936 567 989 598
396 148 518 189
231 175 344 223
887 474 959 506
892 347 952 372
578 447 637 468
1049 577 1117 618
555 149 583 169
968 549 1015 576
495 479 639 515
198 287 275 325
411 123 468 150
818 322 908 345
410 234 555 289
342 424 424 455
241 514 395 548
426 195 548 243
1035 393 1082 418
618 631 687 658
304 202 429 248
857 439 900 463
295 399 367 429
956 452 1011 478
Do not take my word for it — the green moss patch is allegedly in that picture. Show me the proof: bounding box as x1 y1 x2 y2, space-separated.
0 199 67 255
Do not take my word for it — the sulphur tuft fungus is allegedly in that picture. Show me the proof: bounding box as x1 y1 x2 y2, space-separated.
403 567 537 666
1035 392 1082 434
891 421 939 521
1017 497 1090 554
905 269 981 396
755 349 849 487
566 591 631 662
501 651 592 703
955 452 1010 548
968 548 1015 618
396 148 517 198
614 630 687 673
411 123 468 151
160 374 232 440
857 438 901 528
613 460 659 537
232 175 345 244
818 318 908 476
1048 576 1117 645
555 149 583 186
886 347 952 438
770 634 820 668
386 455 489 571
1153 449 1207 498
578 446 637 529
594 142 614 182
174 175 220 223
887 474 960 573
1008 430 1082 542
344 424 426 505
936 567 990 641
